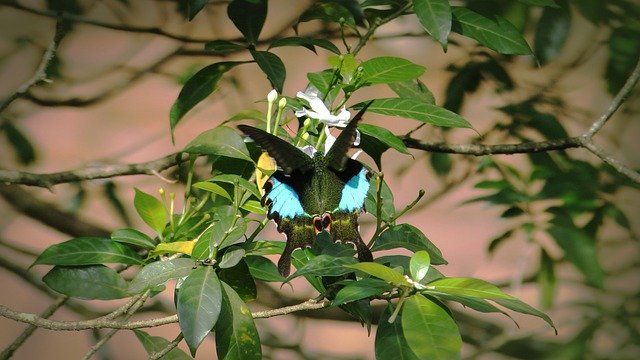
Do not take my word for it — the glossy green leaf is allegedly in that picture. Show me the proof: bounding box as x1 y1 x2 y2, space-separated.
409 250 431 282
269 36 340 54
493 297 557 333
213 214 247 250
332 278 391 306
361 57 425 85
111 228 156 250
185 0 207 20
352 98 472 129
219 246 246 269
134 330 191 360
358 124 410 155
547 224 603 288
250 50 285 93
228 0 267 45
534 1 570 65
128 258 195 294
214 282 262 360
375 304 420 360
170 62 245 138
297 2 357 30
430 152 452 176
193 181 232 201
433 292 510 316
451 7 532 55
1 122 36 165
43 265 128 300
429 277 514 299
204 40 246 55
388 79 435 104
218 259 257 302
413 0 452 49
372 224 447 265
245 255 285 282
212 174 261 199
184 126 253 162
346 262 409 286
134 188 166 235
286 255 358 281
606 25 640 94
307 69 336 96
177 266 222 355
240 199 267 215
402 294 462 359
33 237 143 266
243 240 285 256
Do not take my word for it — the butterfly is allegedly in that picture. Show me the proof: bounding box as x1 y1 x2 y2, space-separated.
238 103 373 276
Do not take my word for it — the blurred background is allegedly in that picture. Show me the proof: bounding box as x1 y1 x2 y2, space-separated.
0 0 638 359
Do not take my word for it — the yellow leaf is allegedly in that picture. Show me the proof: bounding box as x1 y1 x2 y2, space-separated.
151 241 195 256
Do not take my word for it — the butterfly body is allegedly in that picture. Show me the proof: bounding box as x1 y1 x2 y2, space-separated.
239 103 373 276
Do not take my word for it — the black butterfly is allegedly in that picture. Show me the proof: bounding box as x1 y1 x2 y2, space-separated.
238 103 373 276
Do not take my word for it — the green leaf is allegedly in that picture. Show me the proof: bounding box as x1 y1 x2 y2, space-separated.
134 188 166 235
213 214 247 250
212 174 261 199
193 181 232 201
413 0 452 50
375 304 421 360
432 292 510 315
517 0 558 7
346 262 409 286
1 122 36 165
286 255 358 281
219 247 246 269
184 126 253 162
332 278 391 306
134 330 191 360
111 228 156 250
307 69 336 96
240 199 267 215
365 175 395 221
218 259 257 302
372 224 447 265
358 124 410 155
185 0 207 21
547 224 603 288
170 62 246 138
269 36 340 54
428 277 514 299
493 297 557 333
402 294 461 359
204 40 246 55
361 57 426 85
214 282 262 360
388 79 435 104
33 237 143 266
296 2 357 30
451 7 532 55
352 98 473 129
245 255 285 282
128 258 195 294
43 265 128 300
177 266 223 356
534 1 571 65
538 247 556 309
227 0 267 45
606 25 640 94
410 250 431 282
430 152 452 176
250 50 285 93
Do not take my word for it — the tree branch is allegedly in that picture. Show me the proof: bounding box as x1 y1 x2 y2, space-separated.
403 136 583 155
0 153 186 188
0 298 330 331
0 16 67 115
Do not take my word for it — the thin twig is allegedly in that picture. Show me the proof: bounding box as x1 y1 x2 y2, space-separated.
352 2 412 55
149 333 184 360
0 296 69 360
0 153 186 188
402 136 583 155
0 16 67 114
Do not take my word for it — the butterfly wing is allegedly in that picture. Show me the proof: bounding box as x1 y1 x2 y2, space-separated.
325 101 373 172
238 125 313 175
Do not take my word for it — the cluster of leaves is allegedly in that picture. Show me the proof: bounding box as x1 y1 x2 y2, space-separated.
23 0 593 359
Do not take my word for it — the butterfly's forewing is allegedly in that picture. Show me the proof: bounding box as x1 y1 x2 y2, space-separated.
325 101 372 172
238 125 312 175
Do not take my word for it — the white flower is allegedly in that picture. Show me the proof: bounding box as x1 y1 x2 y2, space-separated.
295 90 351 127
267 89 278 103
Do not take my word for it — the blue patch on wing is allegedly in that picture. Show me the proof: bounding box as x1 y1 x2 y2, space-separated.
266 177 306 219
338 168 370 212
